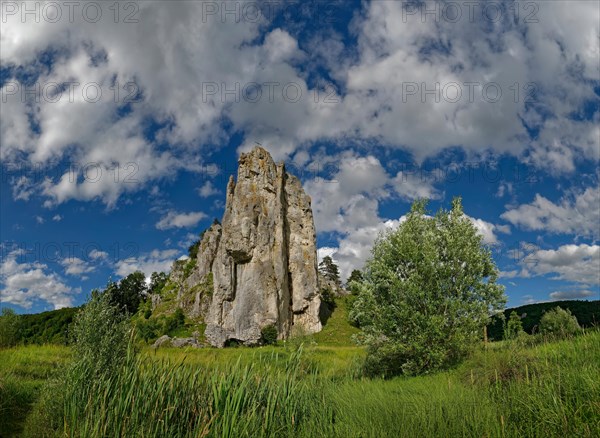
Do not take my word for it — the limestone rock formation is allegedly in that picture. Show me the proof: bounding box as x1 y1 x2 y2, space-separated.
152 335 205 349
318 272 349 297
175 147 321 347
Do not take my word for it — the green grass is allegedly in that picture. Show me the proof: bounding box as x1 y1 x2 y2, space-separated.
146 343 365 380
312 296 361 346
0 345 70 437
2 307 599 437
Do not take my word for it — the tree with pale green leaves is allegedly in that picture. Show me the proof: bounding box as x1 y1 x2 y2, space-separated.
350 198 506 377
539 306 581 339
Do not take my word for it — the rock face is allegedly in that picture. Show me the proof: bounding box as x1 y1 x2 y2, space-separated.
318 272 349 297
188 147 322 347
152 335 205 349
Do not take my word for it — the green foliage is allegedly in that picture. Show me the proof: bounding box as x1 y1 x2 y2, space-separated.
106 271 148 315
351 198 506 376
19 307 77 345
182 257 197 279
137 318 160 344
346 269 363 291
149 271 168 295
504 311 525 340
320 286 336 308
319 256 341 287
29 347 331 437
204 272 214 296
188 239 200 260
0 345 70 437
260 324 278 345
0 308 22 347
70 291 131 378
487 300 599 340
163 308 186 335
174 307 185 327
539 306 582 339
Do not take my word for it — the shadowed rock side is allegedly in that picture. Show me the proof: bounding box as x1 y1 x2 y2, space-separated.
189 147 321 347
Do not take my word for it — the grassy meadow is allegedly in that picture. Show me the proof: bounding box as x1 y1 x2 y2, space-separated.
1 298 599 437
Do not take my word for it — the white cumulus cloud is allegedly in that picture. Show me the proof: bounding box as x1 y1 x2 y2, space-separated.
0 250 78 309
156 211 207 230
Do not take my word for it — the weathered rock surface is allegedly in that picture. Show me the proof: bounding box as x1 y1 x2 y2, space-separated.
152 335 172 348
191 147 322 347
318 272 349 297
171 337 203 348
152 335 205 349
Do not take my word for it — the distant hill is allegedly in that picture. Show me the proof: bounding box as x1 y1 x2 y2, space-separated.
19 307 79 345
487 300 600 341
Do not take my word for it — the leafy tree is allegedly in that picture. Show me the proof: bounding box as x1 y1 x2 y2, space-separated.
539 307 581 339
107 271 147 315
504 311 524 340
0 308 22 347
350 198 506 376
261 324 278 345
149 271 168 295
319 256 341 287
346 269 363 290
70 291 130 377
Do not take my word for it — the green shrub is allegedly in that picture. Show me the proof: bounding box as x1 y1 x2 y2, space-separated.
320 286 336 309
504 311 524 340
539 307 581 339
164 308 186 335
0 308 22 348
261 324 278 345
69 291 130 378
137 319 160 344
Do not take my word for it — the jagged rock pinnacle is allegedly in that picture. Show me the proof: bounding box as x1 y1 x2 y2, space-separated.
187 146 322 347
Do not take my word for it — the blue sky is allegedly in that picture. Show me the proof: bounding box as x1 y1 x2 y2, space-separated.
1 1 599 313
